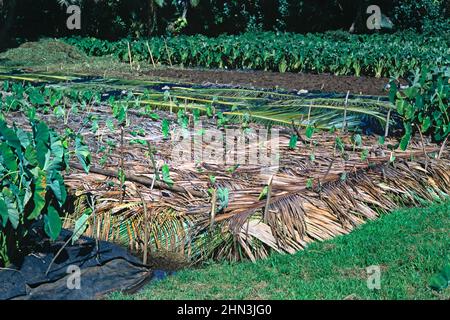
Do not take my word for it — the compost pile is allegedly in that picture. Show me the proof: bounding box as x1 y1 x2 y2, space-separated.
7 102 449 263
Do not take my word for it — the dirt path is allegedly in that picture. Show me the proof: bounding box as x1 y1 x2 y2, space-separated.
142 68 400 96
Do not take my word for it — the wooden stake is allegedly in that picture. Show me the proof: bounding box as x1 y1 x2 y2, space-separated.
136 188 149 265
416 124 429 172
119 125 125 204
438 135 448 160
210 188 217 231
384 106 392 138
164 38 173 67
127 41 133 70
307 105 312 125
263 175 274 224
342 90 350 132
146 41 156 68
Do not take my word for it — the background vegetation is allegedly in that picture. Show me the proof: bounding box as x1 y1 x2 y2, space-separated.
1 0 449 48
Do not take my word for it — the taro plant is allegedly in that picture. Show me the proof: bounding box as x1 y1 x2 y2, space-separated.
0 120 68 266
393 67 449 150
0 114 91 266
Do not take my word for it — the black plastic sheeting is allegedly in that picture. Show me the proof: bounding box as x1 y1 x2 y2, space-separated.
0 229 152 300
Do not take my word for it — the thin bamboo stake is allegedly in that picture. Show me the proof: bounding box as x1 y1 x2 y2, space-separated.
416 124 429 172
291 120 307 144
210 189 217 231
384 106 392 137
438 135 448 160
342 90 350 132
119 125 125 204
136 188 149 265
263 175 274 224
307 105 312 125
127 41 133 70
146 41 156 68
164 38 173 67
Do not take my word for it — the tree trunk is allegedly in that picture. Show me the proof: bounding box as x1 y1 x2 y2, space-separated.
147 0 158 36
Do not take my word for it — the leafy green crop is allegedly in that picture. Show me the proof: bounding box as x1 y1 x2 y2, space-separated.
0 120 68 266
393 67 449 147
65 31 449 78
0 82 93 266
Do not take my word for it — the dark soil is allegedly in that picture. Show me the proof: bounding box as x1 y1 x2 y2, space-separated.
143 68 404 96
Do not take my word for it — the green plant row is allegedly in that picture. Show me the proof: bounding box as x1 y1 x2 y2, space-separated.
65 31 449 78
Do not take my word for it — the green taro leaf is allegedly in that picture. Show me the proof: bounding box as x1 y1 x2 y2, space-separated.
353 134 362 147
28 167 47 220
24 144 38 167
72 208 93 244
1 188 20 229
48 173 67 207
217 187 229 212
161 164 174 187
0 143 18 173
0 197 8 228
389 81 398 104
34 121 50 169
258 185 269 200
44 206 62 241
28 89 46 105
399 133 411 151
288 134 298 150
162 119 170 139
15 128 31 149
429 273 449 292
305 126 315 139
75 136 91 173
421 116 432 132
0 120 22 153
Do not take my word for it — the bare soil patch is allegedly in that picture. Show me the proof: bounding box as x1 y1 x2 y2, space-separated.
143 68 403 96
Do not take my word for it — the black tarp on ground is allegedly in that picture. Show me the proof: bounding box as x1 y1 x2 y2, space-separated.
0 229 152 300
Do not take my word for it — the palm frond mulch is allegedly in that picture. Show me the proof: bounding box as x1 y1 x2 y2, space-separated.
7 104 449 264
63 126 448 263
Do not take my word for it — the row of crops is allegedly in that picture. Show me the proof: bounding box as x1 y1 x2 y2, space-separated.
65 31 450 78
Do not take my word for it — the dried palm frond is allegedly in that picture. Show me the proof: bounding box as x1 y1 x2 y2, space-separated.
61 122 449 263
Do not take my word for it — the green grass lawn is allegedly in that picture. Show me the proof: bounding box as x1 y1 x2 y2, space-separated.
111 201 450 300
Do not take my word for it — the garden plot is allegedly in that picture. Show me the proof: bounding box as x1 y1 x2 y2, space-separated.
4 78 449 264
